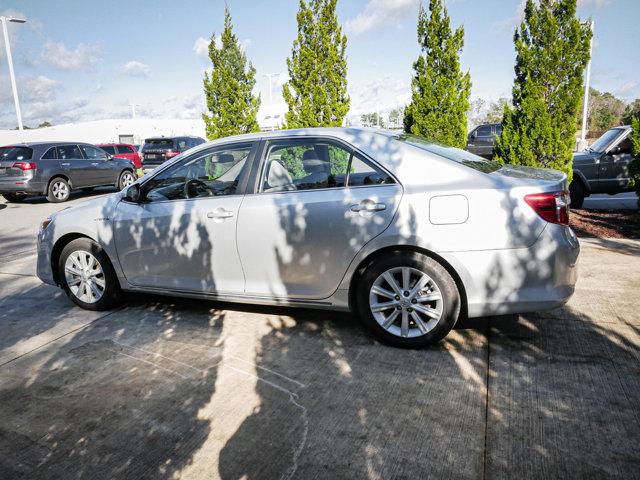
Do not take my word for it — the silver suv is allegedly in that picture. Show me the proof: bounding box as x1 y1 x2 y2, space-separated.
0 142 137 203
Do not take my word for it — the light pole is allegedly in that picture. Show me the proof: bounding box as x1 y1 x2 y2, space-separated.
579 20 594 150
1 16 26 130
128 103 140 119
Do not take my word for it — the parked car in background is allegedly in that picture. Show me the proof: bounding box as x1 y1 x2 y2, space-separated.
570 125 634 208
465 123 501 159
98 143 142 169
0 142 137 203
140 136 206 170
36 128 578 348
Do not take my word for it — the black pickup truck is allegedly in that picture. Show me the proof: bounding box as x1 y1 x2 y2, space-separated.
465 123 634 208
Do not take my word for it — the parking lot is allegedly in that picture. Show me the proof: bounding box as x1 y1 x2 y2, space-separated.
0 191 639 479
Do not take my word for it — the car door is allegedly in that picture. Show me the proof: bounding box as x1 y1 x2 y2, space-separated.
80 144 115 185
57 144 92 188
113 142 257 294
599 134 633 191
236 137 402 299
116 144 139 167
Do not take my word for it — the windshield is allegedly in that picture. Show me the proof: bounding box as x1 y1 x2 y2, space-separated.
0 146 33 162
395 134 502 173
143 139 174 151
589 128 624 153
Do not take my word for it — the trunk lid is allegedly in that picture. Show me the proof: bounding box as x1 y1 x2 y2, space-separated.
490 164 568 192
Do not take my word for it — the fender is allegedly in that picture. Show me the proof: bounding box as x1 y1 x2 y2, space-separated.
572 169 591 194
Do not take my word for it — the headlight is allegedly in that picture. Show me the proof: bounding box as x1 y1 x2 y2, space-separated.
39 216 52 232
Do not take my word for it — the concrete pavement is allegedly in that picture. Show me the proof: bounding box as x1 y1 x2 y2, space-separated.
583 191 638 210
0 192 639 479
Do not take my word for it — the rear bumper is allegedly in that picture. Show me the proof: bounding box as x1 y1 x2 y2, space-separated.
0 178 46 195
442 224 580 318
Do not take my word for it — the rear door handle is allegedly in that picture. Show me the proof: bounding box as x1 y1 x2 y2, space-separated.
206 209 234 219
91 162 99 166
61 162 70 166
350 202 386 213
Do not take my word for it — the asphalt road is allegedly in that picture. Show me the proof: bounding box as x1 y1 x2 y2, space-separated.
0 191 639 479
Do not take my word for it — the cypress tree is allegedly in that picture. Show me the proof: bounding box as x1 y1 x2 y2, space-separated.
202 7 260 139
494 0 592 180
403 0 471 148
282 0 349 128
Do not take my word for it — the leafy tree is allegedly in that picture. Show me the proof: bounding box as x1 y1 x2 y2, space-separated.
484 98 511 124
283 0 349 128
202 7 260 139
360 112 385 128
388 106 405 128
403 0 471 147
629 117 640 207
577 88 625 133
38 121 52 128
623 99 640 125
495 0 592 180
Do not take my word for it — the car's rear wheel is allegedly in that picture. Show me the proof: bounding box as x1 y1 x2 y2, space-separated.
47 177 71 203
2 193 27 203
118 170 136 190
357 251 460 348
569 180 585 209
58 238 121 311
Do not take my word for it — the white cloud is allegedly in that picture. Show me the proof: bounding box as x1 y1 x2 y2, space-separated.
348 76 410 114
346 0 418 35
616 81 638 96
0 74 60 104
120 60 150 77
41 41 102 71
492 0 526 33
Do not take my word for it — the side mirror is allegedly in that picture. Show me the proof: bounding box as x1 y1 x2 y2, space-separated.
106 154 114 161
123 183 141 202
608 145 621 155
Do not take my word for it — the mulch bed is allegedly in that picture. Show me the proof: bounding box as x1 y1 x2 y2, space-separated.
570 209 640 239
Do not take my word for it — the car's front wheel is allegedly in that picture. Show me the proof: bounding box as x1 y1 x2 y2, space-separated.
58 238 122 310
357 251 461 348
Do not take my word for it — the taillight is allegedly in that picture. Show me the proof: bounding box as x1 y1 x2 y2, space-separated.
524 191 569 225
165 151 179 158
12 161 37 171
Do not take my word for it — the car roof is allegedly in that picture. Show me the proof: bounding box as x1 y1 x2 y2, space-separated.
1 141 89 148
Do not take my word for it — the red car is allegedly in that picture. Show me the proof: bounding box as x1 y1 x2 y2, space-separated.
97 143 142 169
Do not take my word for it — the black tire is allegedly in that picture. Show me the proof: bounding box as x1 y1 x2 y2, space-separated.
2 193 27 203
118 170 136 191
356 251 461 348
569 180 585 209
58 238 121 311
47 177 71 203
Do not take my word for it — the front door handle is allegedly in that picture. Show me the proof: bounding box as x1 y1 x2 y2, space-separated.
206 208 234 219
350 202 386 213
91 162 99 166
61 162 70 166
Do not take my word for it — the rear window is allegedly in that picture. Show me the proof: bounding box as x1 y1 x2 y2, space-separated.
395 134 502 173
117 145 135 154
101 146 116 154
0 146 33 162
143 139 174 151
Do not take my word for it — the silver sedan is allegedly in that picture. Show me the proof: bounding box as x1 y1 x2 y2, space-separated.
36 128 579 348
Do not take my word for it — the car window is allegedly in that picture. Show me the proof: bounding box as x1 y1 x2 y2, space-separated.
143 144 253 202
177 139 188 151
142 139 174 151
590 128 624 153
41 147 57 159
117 145 135 154
261 141 351 193
81 145 108 160
0 146 33 161
57 145 83 160
348 154 395 186
101 146 116 155
615 137 632 155
476 125 492 137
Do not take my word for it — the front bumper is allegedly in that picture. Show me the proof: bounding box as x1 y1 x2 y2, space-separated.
36 226 57 286
443 224 580 318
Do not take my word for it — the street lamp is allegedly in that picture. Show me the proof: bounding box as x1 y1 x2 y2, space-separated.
1 15 26 130
263 73 281 104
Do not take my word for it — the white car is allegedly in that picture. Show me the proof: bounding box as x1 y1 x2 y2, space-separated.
37 128 579 348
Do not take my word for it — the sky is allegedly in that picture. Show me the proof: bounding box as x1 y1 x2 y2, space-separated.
0 0 638 129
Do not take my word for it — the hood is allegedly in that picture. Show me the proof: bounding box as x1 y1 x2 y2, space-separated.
54 191 123 223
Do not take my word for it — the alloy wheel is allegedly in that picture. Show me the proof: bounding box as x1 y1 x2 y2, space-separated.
120 172 135 189
368 266 443 338
52 181 69 200
64 250 106 304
